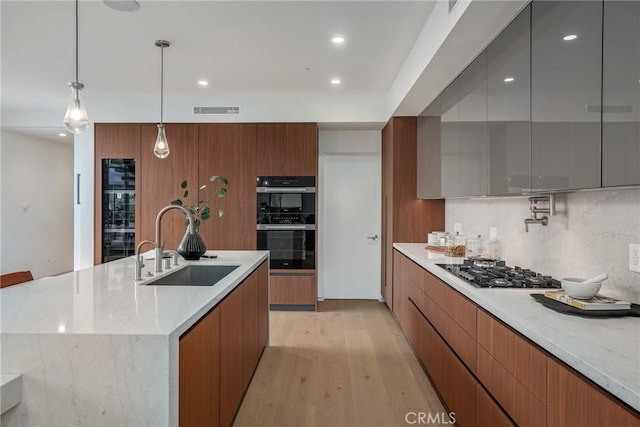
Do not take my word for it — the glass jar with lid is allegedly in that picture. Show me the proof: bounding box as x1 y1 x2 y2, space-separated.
444 232 466 257
466 234 485 259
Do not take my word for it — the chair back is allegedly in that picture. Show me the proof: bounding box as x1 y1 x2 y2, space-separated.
0 271 34 288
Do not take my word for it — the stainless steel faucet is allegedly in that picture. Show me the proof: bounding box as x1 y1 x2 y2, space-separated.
134 240 156 281
524 194 555 232
155 205 196 273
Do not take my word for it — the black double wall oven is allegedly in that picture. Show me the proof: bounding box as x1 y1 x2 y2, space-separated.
256 176 315 269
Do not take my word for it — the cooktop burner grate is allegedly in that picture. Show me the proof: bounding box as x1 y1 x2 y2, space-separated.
436 259 561 289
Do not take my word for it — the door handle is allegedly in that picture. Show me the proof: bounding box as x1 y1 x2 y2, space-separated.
367 234 379 241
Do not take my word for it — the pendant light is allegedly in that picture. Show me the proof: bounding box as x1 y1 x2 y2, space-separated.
153 40 171 159
64 0 89 134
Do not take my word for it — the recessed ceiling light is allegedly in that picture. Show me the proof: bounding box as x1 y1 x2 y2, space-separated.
58 133 67 137
198 80 209 86
563 34 577 41
503 77 515 83
331 79 341 85
332 36 345 44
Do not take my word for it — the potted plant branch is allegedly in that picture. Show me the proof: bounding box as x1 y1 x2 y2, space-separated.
170 175 229 260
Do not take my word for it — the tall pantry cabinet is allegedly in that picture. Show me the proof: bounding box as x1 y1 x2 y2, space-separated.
381 117 445 311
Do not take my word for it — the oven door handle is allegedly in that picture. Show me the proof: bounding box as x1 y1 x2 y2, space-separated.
257 187 316 193
257 224 316 231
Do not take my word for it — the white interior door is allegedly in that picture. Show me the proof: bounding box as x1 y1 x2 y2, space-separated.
321 153 381 299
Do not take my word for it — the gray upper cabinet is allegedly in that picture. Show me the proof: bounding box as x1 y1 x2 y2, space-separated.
417 97 443 198
531 0 602 191
487 5 531 195
602 0 640 187
417 53 488 198
457 51 489 197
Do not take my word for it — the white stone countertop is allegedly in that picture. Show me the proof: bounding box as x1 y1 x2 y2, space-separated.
394 243 640 412
0 374 22 414
1 250 269 337
0 250 269 426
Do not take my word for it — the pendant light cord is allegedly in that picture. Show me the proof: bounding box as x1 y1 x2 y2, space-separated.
160 45 164 124
75 0 79 84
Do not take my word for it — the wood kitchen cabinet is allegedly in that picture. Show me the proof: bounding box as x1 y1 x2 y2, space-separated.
179 307 220 427
242 268 259 389
219 283 245 427
269 273 316 308
256 262 269 353
547 358 640 427
602 0 640 187
198 124 257 250
422 299 477 427
179 261 268 427
476 310 547 405
382 117 444 311
256 123 317 176
139 124 198 250
531 0 602 191
476 385 515 427
94 124 142 265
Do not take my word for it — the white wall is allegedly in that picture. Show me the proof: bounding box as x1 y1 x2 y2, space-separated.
317 130 381 300
0 130 74 278
445 189 640 303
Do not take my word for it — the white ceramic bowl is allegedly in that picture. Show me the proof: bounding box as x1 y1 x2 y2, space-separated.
561 277 602 299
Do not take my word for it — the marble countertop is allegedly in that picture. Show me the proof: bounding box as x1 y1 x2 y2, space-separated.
394 243 640 412
0 250 269 338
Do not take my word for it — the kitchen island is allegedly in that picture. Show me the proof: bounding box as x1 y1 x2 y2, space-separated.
0 250 269 427
394 243 640 425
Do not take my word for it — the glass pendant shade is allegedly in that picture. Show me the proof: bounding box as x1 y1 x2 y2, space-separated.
153 39 171 159
154 123 170 159
64 82 89 134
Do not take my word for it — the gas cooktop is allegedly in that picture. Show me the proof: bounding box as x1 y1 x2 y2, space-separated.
437 258 561 289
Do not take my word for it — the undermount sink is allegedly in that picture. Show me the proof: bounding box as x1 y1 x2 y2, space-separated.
145 265 239 286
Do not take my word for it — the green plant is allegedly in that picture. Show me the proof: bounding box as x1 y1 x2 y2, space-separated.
171 175 229 228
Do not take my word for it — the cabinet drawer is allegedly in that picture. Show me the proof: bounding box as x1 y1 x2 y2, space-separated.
477 384 515 427
422 307 477 427
477 346 546 427
405 257 426 293
269 274 316 306
477 309 547 402
424 271 476 339
547 358 640 427
423 292 476 372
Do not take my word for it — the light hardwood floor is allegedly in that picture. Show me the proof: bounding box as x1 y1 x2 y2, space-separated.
233 300 448 427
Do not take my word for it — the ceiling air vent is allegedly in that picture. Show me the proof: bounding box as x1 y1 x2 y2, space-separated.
193 106 240 115
449 0 458 13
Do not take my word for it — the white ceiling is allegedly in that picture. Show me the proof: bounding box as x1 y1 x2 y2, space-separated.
1 0 526 139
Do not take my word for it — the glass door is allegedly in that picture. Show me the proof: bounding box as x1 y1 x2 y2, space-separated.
102 159 136 263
